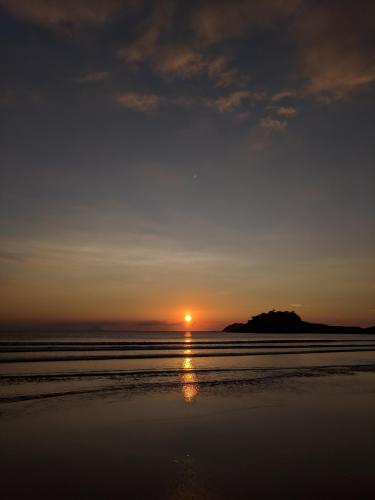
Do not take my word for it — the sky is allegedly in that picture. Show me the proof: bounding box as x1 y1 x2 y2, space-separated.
0 0 374 330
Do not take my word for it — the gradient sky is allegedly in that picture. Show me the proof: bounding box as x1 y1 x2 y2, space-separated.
0 0 374 329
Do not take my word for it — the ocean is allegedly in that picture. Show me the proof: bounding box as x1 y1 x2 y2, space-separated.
1 331 375 499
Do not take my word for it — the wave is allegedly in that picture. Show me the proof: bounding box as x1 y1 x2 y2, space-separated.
2 347 375 363
1 338 373 347
1 363 375 405
0 363 373 382
2 342 375 354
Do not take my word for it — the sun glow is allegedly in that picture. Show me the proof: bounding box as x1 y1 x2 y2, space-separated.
184 313 192 323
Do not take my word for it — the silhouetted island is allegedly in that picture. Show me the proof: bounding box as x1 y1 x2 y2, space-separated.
223 310 375 333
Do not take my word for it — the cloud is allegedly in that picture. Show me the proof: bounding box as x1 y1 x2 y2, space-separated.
247 115 289 154
118 2 240 86
118 0 300 88
115 91 161 112
118 0 175 63
260 117 287 130
302 42 375 100
271 90 297 102
152 46 206 78
188 1 375 101
119 27 159 63
115 87 263 115
266 105 297 117
191 0 302 44
210 90 262 112
116 88 263 114
275 106 297 117
76 71 110 83
295 1 375 99
5 0 374 105
121 39 239 86
152 48 243 88
206 55 239 87
0 0 126 26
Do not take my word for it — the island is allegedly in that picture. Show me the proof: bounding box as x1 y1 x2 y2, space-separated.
223 310 375 333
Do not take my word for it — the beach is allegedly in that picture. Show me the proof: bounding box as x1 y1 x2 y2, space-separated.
1 331 375 499
2 1 375 498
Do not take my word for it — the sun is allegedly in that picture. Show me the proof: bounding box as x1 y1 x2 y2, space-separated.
184 313 192 323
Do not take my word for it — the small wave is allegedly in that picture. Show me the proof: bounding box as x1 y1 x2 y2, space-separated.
2 347 375 363
1 362 374 383
2 342 375 354
1 363 374 405
1 338 373 347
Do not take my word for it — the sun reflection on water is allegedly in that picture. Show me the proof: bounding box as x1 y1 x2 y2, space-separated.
181 332 199 403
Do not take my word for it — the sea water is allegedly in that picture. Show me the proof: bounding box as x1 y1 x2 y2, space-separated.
1 331 375 499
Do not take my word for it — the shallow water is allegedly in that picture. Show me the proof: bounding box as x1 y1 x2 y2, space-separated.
1 331 375 499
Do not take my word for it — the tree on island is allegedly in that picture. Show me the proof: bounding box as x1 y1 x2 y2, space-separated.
223 310 372 333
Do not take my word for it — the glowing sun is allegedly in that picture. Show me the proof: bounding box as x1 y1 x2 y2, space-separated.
184 313 192 323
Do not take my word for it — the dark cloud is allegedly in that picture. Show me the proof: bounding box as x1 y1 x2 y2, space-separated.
260 117 287 131
0 0 129 26
275 106 297 117
115 91 161 111
118 1 239 87
113 0 375 122
76 71 110 83
151 46 206 78
117 0 175 62
294 1 375 99
191 0 302 44
114 88 263 115
271 91 297 102
209 90 263 112
2 0 374 104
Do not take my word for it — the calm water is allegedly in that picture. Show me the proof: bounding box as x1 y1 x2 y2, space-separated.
1 331 375 499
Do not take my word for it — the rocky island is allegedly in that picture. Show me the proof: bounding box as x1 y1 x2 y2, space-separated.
223 310 375 333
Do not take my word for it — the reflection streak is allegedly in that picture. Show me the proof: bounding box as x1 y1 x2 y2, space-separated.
181 332 199 403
